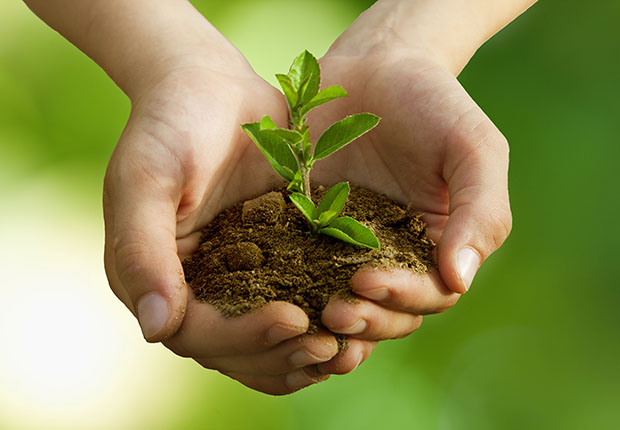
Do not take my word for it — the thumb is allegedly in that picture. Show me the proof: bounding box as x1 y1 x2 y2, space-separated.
438 118 513 294
103 163 187 343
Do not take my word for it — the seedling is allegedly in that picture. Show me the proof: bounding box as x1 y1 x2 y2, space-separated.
242 50 380 249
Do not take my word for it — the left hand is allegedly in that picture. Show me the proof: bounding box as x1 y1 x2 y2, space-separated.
103 59 378 393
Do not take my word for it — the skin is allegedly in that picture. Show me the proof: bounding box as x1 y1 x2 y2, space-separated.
24 0 536 395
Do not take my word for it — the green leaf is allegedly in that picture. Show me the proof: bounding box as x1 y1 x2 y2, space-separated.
317 182 349 219
287 170 304 193
312 113 380 161
320 216 380 249
259 115 277 130
317 210 338 227
242 122 298 181
299 85 348 116
276 73 298 109
263 128 303 146
258 115 302 153
289 193 317 225
288 50 320 106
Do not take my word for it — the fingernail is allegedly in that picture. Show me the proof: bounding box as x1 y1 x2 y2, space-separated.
137 292 170 340
337 319 367 335
285 369 328 391
266 324 306 346
288 350 327 368
354 352 364 370
355 287 389 301
285 370 313 390
457 247 481 291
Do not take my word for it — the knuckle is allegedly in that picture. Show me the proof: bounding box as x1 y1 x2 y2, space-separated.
105 142 182 206
112 238 170 299
487 203 513 251
496 207 513 241
395 315 424 339
448 109 505 157
433 294 461 314
111 227 176 284
444 293 461 310
114 237 150 279
495 133 510 156
104 151 141 194
472 200 512 258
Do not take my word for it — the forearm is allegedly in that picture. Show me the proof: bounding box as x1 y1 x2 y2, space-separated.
23 0 244 100
329 0 537 74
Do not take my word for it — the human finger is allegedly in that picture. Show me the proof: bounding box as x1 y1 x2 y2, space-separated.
438 108 512 293
224 365 330 396
197 330 338 376
317 338 377 375
163 299 311 358
321 296 423 341
103 140 188 343
351 268 460 314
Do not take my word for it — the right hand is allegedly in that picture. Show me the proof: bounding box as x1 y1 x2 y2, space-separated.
311 1 513 345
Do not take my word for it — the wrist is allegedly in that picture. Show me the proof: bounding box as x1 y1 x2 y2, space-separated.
25 0 250 102
94 2 249 102
120 32 250 105
326 0 536 75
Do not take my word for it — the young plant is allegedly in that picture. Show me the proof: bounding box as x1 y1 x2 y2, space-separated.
242 50 380 249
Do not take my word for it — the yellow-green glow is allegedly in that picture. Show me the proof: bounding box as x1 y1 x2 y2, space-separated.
0 174 201 429
2 0 620 428
212 0 360 84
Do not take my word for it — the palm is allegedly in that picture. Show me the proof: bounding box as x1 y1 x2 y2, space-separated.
310 55 483 243
116 68 289 258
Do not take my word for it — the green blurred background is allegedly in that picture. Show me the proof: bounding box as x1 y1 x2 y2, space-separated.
1 1 619 429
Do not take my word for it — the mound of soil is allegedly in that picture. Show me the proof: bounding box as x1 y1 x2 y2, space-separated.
182 185 436 335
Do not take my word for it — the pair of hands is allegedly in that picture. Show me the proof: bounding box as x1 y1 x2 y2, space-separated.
102 25 512 394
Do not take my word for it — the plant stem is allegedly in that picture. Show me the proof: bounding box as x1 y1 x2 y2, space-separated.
292 109 312 200
301 164 311 200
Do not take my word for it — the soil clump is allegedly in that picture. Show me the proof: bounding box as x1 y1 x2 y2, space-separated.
182 185 436 335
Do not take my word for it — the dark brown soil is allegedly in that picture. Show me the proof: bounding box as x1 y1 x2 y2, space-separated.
182 185 436 337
